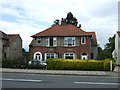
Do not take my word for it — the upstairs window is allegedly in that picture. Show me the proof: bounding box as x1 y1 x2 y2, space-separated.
81 37 86 44
46 37 57 47
64 37 75 46
36 37 41 44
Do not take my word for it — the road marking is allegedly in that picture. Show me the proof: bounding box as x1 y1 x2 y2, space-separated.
74 82 118 85
0 78 42 83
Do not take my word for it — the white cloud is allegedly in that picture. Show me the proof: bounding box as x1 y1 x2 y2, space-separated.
0 0 119 50
0 21 47 51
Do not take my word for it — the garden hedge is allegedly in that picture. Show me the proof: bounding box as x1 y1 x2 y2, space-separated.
46 58 115 71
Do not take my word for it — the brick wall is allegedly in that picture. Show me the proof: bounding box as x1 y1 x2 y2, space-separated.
29 36 98 60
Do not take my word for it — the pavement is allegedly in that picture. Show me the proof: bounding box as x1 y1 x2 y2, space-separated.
1 68 119 77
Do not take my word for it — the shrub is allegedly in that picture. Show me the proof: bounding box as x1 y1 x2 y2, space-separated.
47 58 115 71
2 58 30 69
103 59 115 71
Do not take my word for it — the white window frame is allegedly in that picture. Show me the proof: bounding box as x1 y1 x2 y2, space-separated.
81 53 88 60
53 37 57 46
36 37 41 44
33 52 42 61
46 37 57 47
46 37 49 46
64 37 75 46
64 53 76 59
44 53 58 61
81 37 86 44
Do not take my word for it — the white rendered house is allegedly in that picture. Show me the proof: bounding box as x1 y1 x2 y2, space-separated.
112 31 120 65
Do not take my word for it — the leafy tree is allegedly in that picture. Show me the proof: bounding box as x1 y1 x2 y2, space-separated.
103 35 115 59
52 12 79 27
97 45 104 60
97 35 115 60
52 19 60 26
65 12 78 26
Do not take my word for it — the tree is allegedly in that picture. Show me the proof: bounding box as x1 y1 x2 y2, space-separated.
97 35 115 60
97 45 104 60
52 12 79 27
65 12 78 26
52 19 60 26
103 35 115 59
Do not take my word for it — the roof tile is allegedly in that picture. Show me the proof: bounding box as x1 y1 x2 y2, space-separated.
31 24 97 45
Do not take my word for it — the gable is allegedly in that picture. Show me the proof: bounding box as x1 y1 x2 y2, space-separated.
0 30 9 40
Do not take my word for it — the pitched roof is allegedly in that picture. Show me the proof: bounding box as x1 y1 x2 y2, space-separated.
4 34 21 46
31 24 97 45
31 24 92 37
8 34 20 41
87 32 97 45
0 30 9 40
117 31 120 37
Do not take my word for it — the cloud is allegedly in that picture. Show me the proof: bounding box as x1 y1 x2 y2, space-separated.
0 0 119 50
0 21 47 50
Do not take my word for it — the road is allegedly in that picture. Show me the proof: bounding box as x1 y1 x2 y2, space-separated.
1 72 119 88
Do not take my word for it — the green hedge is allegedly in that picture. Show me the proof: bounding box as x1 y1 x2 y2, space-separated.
46 58 115 71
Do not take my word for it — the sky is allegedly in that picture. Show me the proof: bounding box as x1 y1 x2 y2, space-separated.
0 0 119 51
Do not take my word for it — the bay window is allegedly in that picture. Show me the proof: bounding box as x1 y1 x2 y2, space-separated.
64 53 76 59
45 53 58 61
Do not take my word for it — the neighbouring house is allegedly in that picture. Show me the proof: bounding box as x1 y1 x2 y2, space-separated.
112 31 120 65
0 30 23 60
29 21 98 62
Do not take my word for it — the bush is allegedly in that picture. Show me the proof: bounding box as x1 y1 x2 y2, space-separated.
103 59 115 71
2 58 30 69
46 58 115 71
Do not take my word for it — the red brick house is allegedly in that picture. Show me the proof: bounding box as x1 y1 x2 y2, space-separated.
29 22 98 62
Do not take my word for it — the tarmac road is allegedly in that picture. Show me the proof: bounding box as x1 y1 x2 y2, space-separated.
2 72 119 88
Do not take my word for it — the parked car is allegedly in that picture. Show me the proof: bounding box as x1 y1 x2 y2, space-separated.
28 59 47 69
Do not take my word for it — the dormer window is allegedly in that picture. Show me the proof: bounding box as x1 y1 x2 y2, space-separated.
81 37 86 44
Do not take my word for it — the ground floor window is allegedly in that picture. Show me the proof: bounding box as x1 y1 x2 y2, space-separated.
64 53 76 59
81 53 88 60
45 53 58 61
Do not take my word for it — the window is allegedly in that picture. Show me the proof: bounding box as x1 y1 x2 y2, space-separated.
64 53 75 59
46 37 57 46
36 37 41 44
45 53 58 60
64 37 75 46
81 37 86 44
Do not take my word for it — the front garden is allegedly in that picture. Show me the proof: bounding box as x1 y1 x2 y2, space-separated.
2 58 115 71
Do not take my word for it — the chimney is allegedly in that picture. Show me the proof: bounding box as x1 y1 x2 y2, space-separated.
61 18 67 26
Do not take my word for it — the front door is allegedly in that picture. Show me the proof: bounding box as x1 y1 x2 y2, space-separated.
34 52 42 61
